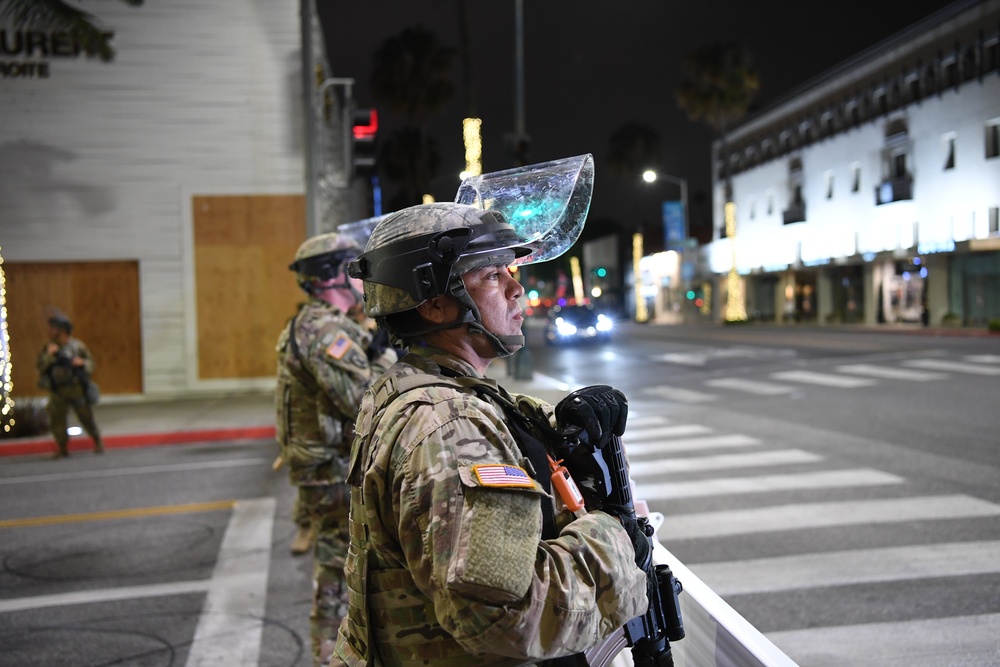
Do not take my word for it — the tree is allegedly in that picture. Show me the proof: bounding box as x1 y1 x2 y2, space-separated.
370 25 456 209
675 42 759 321
0 0 143 62
607 122 661 181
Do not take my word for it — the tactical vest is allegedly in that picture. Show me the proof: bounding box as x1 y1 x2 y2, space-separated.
336 365 577 667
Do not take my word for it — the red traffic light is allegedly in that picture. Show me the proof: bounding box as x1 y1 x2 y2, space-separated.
352 109 378 140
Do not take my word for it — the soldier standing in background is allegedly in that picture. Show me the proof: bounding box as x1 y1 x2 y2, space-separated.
36 314 103 458
275 232 397 666
331 203 648 665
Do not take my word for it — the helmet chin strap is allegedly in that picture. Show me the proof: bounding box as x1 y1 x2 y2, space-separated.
448 280 524 358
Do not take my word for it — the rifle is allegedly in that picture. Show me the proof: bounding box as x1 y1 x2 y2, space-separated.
556 431 685 667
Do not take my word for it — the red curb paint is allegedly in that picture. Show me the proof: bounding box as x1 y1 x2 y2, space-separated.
0 426 276 458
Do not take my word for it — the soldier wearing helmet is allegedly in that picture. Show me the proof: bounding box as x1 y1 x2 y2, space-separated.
274 231 397 666
36 312 104 458
331 203 647 665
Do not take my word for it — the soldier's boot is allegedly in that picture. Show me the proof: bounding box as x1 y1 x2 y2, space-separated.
290 524 314 555
93 438 105 454
51 442 69 459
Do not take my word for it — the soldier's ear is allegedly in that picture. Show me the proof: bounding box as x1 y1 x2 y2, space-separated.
416 295 458 325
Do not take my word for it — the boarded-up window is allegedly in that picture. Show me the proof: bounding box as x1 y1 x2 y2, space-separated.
5 261 143 397
193 194 305 379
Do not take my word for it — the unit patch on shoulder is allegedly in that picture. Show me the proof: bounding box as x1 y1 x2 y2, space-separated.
325 333 353 360
472 463 534 488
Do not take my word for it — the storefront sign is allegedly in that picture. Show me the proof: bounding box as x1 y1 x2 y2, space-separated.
1 29 113 79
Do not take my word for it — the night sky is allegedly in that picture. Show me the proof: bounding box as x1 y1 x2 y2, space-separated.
319 1 957 242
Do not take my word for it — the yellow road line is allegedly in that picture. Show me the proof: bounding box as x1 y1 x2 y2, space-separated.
0 500 237 529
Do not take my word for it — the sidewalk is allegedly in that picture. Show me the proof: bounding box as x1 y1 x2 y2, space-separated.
0 358 564 458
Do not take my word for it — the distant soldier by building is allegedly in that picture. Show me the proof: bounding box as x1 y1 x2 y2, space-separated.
331 203 649 665
274 232 397 666
36 314 103 458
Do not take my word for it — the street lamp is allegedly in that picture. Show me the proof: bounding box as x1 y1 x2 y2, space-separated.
642 169 688 245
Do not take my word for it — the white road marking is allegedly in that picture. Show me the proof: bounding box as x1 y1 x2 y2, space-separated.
705 377 796 395
0 580 211 613
768 613 1000 667
771 370 878 388
835 364 947 381
0 458 271 486
624 434 761 457
641 385 717 403
662 495 1000 539
903 359 1000 375
625 424 714 440
630 449 821 476
695 540 1000 596
185 497 274 667
635 469 903 500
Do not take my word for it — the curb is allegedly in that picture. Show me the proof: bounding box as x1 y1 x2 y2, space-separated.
0 426 277 458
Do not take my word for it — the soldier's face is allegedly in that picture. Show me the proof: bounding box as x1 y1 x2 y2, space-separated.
462 264 525 340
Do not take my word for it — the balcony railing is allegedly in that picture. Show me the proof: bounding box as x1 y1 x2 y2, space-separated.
782 201 806 224
875 176 913 205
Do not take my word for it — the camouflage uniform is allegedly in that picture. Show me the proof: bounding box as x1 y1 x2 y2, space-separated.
275 297 397 666
331 347 647 666
36 336 102 456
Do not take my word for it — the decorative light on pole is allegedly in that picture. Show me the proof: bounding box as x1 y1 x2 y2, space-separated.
633 233 647 322
724 201 747 321
460 117 483 179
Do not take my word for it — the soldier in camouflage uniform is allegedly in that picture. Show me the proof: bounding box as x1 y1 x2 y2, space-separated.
36 314 103 458
275 232 398 666
330 203 648 666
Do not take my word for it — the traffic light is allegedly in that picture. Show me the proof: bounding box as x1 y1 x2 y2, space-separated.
351 108 378 177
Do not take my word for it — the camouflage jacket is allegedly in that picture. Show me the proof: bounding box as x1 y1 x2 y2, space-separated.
36 337 95 400
332 347 647 666
275 298 397 486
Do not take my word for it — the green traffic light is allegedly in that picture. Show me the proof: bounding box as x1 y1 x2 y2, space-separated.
596 267 607 277
686 290 696 299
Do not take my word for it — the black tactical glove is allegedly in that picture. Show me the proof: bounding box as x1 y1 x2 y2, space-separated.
366 327 392 362
555 385 628 449
618 513 652 570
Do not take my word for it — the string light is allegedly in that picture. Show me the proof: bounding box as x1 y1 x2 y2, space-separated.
0 246 16 433
460 117 482 179
724 202 747 322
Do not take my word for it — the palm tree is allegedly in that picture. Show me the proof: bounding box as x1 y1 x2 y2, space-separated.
0 0 142 62
675 42 758 321
675 42 759 204
370 25 456 210
607 122 661 181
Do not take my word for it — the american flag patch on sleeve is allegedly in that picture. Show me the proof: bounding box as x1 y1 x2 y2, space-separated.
472 463 535 488
325 333 353 360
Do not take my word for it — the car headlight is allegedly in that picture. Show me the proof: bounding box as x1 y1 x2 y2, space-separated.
555 317 577 336
596 314 613 332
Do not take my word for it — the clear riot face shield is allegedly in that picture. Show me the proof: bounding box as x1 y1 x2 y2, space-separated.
454 153 594 267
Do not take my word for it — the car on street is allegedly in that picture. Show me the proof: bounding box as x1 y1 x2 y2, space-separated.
544 304 614 345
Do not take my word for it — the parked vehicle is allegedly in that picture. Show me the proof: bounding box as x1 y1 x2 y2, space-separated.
544 304 614 345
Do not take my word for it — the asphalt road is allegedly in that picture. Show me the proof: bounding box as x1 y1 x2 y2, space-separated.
0 439 312 667
530 320 1000 666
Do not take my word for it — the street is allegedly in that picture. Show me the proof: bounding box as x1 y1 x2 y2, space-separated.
1 321 997 666
528 320 1000 665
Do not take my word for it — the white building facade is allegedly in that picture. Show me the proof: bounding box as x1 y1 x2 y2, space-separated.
706 0 1000 327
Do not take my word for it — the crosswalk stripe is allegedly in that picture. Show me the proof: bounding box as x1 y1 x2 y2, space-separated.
768 613 1000 667
624 434 761 457
903 359 1000 375
630 449 821 477
661 495 1000 539
771 370 878 387
626 415 671 429
693 540 1000 596
704 377 796 395
835 363 948 381
625 424 713 440
635 469 903 500
964 354 1000 364
641 385 717 403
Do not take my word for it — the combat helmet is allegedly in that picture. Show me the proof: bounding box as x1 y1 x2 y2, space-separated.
348 202 532 356
48 313 73 334
290 231 362 297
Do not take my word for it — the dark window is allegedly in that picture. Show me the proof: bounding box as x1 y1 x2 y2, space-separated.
945 136 956 170
986 123 1000 159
